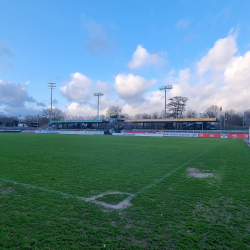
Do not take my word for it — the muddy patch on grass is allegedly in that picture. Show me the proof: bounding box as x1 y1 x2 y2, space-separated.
187 167 218 178
0 187 15 195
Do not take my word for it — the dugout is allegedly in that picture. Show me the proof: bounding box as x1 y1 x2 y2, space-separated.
50 120 110 130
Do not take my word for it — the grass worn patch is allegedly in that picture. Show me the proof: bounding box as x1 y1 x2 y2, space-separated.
96 193 130 205
0 133 250 249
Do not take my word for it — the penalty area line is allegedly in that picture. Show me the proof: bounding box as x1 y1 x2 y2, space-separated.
0 142 222 210
0 177 133 209
125 142 223 201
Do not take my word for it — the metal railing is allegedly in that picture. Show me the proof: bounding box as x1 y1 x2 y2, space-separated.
126 129 249 134
0 126 37 130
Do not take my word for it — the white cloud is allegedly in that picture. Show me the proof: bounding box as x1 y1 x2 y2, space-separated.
62 35 250 117
82 18 115 56
197 32 237 75
114 73 156 103
96 80 110 93
65 96 125 117
66 102 96 117
122 90 165 116
164 32 250 113
0 79 46 116
60 72 93 102
128 45 165 69
175 19 190 29
0 80 45 108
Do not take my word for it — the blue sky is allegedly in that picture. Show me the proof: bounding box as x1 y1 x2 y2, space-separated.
1 0 250 117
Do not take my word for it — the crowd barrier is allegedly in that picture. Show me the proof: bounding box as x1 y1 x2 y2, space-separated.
112 131 249 139
22 130 104 135
0 130 22 133
1 129 248 139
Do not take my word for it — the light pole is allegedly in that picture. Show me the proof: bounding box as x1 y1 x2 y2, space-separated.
224 112 227 129
94 92 104 120
46 115 49 126
48 83 56 124
159 85 172 118
220 106 222 132
37 115 39 128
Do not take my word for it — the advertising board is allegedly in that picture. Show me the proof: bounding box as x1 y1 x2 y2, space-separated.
35 130 104 135
163 132 198 137
113 132 163 137
227 134 249 139
198 133 221 138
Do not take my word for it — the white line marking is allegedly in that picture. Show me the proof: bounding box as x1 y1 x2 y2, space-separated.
0 177 133 209
0 142 222 209
121 142 222 207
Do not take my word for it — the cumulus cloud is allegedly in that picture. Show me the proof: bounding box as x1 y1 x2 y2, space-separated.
175 19 190 29
60 72 93 102
65 96 125 117
82 18 115 56
164 31 250 113
197 32 237 75
121 90 166 116
0 80 38 107
66 102 96 117
114 73 156 103
0 80 46 115
96 80 110 93
128 45 165 69
52 30 250 117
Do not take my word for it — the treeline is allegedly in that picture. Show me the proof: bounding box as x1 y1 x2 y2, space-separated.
0 97 249 127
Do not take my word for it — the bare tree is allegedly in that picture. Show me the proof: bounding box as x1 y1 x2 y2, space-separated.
225 109 243 126
0 115 18 127
134 113 143 119
23 115 37 126
106 106 123 118
167 96 189 118
142 113 151 119
40 108 66 121
151 112 159 119
99 114 106 120
185 109 197 118
205 105 219 118
159 110 165 118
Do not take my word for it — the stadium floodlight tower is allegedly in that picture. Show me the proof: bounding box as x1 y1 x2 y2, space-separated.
94 92 104 120
159 85 173 118
48 83 56 124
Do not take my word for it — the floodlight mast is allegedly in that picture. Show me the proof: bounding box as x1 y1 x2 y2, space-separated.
48 83 56 124
94 92 104 120
159 85 173 119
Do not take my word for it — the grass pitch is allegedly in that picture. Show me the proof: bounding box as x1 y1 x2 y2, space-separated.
0 133 250 249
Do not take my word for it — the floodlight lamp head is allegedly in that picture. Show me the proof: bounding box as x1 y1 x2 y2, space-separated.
94 92 104 97
159 85 173 91
48 83 56 88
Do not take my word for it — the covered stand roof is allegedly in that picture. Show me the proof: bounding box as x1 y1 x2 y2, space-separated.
124 118 217 123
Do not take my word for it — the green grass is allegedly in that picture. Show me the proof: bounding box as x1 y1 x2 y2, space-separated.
0 133 250 249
